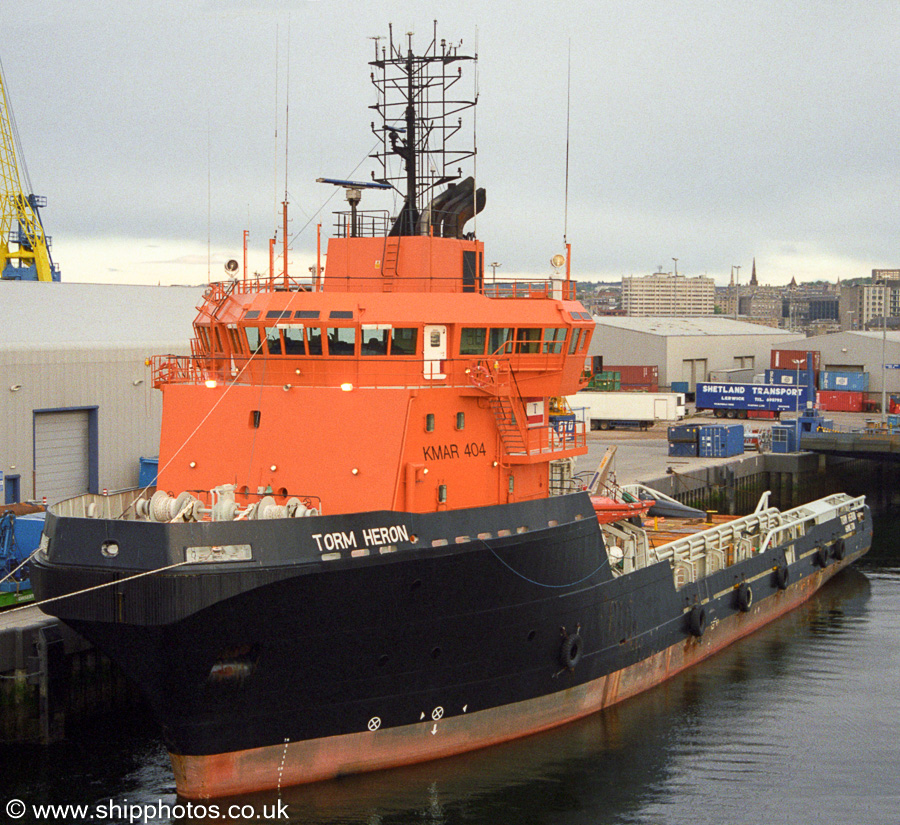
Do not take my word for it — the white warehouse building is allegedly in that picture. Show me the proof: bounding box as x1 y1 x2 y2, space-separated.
588 316 804 390
1 280 204 506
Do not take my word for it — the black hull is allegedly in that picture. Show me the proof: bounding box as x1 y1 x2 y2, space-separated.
32 492 872 797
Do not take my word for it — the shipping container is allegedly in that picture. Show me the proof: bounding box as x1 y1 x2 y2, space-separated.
698 424 744 457
816 390 864 412
770 349 821 371
819 370 869 392
668 441 698 457
604 365 659 384
667 424 702 443
671 381 690 394
764 369 816 387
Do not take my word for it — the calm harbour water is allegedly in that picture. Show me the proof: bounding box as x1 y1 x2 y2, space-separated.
5 520 899 825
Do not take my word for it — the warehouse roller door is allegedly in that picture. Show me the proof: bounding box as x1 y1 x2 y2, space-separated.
34 410 92 504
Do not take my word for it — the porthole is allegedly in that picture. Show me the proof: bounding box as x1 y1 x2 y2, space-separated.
431 647 442 659
101 540 119 558
527 630 536 642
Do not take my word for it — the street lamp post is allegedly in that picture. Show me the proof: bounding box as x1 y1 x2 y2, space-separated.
882 283 887 423
490 261 501 286
792 357 805 416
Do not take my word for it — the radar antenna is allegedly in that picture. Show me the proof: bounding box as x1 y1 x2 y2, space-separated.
369 22 478 237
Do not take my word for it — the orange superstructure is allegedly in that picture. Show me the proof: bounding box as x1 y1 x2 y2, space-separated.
153 232 593 515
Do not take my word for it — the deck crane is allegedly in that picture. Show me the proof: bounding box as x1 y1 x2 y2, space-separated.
0 56 59 281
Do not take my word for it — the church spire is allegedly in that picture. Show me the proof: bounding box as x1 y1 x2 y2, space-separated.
750 257 758 286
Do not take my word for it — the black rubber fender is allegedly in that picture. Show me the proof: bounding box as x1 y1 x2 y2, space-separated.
815 545 829 568
775 565 790 590
688 604 706 637
559 631 583 669
832 538 846 560
736 582 753 612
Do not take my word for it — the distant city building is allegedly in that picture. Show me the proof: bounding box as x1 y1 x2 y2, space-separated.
621 272 714 316
841 270 900 330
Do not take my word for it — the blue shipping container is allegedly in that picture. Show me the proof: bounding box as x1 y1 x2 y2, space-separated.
819 371 869 392
698 424 745 457
668 424 701 443
764 369 815 387
139 457 159 488
668 441 698 457
671 381 690 394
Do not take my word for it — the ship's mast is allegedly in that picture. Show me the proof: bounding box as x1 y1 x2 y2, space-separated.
369 23 477 237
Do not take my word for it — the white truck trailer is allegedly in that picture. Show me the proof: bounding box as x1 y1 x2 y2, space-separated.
567 391 686 430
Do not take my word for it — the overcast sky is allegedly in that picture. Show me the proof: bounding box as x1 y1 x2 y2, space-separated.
3 1 898 287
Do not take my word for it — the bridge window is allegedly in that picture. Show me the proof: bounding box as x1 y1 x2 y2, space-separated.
265 327 283 355
460 327 486 355
245 327 264 354
515 328 541 354
391 328 418 355
282 325 305 354
362 328 389 355
568 329 582 354
543 327 567 354
327 327 357 355
306 327 323 355
489 328 513 355
197 326 211 351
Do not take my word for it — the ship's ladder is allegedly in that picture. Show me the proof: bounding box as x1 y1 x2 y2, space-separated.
468 359 531 455
381 237 400 290
488 393 528 454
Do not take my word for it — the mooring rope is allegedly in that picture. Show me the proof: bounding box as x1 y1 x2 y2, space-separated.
2 559 193 616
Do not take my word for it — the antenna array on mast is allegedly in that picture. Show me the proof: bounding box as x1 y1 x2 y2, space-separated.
369 22 477 236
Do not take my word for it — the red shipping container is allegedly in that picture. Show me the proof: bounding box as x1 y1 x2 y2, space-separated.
770 349 821 371
747 410 777 419
816 390 863 412
605 365 659 384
